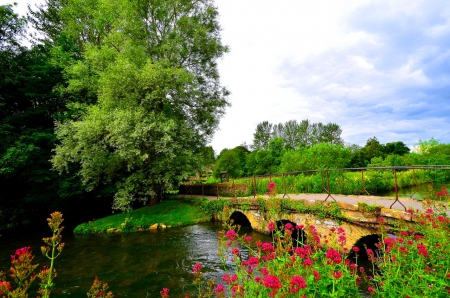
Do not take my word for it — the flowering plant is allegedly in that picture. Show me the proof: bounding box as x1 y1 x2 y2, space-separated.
267 182 277 199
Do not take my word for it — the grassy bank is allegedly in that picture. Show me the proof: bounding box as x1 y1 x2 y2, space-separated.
74 198 211 234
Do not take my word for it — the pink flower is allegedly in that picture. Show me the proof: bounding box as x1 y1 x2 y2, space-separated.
243 256 259 268
193 262 202 274
325 248 342 264
313 270 321 281
160 288 170 298
226 230 237 240
303 259 313 267
231 248 240 255
261 268 269 275
215 284 225 295
245 236 252 243
267 222 276 232
285 223 294 231
332 271 343 279
290 276 307 292
264 275 282 297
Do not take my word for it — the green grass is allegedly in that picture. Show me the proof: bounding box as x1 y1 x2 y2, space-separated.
74 198 212 234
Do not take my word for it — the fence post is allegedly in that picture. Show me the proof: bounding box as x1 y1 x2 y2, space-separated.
324 170 336 202
390 168 406 211
282 173 289 198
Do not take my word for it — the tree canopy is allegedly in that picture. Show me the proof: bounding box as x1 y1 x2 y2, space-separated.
45 0 229 210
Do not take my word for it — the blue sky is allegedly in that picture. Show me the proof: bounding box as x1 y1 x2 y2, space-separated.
7 0 450 153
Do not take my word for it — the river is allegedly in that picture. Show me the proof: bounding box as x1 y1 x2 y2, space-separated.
0 222 271 297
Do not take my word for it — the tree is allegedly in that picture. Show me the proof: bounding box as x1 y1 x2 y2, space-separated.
0 3 26 51
48 0 229 211
252 121 273 150
382 141 410 156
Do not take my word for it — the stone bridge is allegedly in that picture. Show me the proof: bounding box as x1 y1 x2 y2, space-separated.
217 198 415 252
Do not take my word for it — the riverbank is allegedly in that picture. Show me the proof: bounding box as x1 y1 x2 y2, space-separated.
73 198 211 233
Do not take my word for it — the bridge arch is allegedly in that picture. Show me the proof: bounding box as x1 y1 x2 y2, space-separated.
230 211 252 228
348 234 382 262
276 219 307 246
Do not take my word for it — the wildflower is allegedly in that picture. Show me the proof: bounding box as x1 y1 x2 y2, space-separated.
290 276 307 292
268 222 276 232
296 224 304 230
352 246 360 253
367 286 375 295
264 275 282 297
261 268 269 275
243 256 259 268
417 244 429 257
303 259 313 267
226 230 237 240
313 270 321 281
285 223 294 231
325 248 342 264
193 262 202 274
332 271 343 279
0 281 11 294
231 248 240 255
215 284 225 296
261 242 275 253
245 236 252 243
160 288 170 298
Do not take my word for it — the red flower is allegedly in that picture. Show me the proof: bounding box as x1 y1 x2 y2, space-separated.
0 281 11 294
226 230 237 240
160 288 170 298
290 276 307 292
332 271 343 279
267 222 276 232
193 262 202 274
215 284 225 295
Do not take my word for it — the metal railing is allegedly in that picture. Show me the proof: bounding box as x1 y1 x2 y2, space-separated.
180 165 450 211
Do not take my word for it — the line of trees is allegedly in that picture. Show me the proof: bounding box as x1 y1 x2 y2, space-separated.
213 123 450 179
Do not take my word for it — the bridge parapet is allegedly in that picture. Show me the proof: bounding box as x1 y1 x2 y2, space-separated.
219 197 415 249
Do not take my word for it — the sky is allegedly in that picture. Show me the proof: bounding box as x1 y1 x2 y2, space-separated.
6 0 450 154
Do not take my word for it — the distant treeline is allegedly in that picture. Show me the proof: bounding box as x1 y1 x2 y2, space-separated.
213 120 449 179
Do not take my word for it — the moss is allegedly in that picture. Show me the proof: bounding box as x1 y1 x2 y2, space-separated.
74 198 211 234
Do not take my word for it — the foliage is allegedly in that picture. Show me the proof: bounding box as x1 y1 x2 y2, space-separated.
38 212 65 297
163 221 362 297
0 5 90 229
368 207 450 297
251 121 273 150
0 3 26 51
74 199 211 234
49 0 229 211
200 199 232 216
252 119 343 151
86 277 114 298
279 143 352 173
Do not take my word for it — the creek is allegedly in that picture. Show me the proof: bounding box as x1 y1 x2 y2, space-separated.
0 222 271 297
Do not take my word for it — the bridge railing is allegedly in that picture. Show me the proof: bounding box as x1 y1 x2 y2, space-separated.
180 165 450 211
236 165 450 211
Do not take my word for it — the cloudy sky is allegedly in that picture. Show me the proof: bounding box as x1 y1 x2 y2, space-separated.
7 0 450 154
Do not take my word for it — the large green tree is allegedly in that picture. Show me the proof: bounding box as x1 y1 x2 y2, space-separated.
47 0 229 211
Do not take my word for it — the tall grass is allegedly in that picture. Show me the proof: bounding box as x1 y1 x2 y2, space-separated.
232 168 448 197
